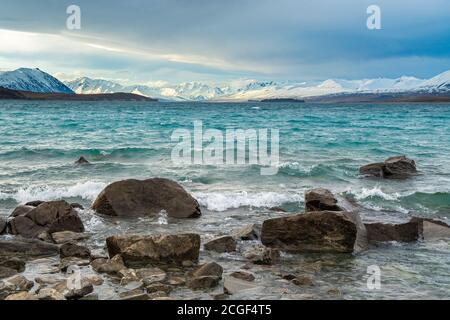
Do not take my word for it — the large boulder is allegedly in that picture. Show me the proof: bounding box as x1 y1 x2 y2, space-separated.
261 211 368 253
92 178 201 219
9 205 34 218
360 155 417 179
365 217 450 243
106 233 201 268
8 200 84 238
0 238 59 260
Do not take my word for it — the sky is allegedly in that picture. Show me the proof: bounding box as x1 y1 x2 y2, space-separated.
0 0 449 84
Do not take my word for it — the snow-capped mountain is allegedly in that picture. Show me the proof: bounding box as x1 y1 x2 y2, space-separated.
0 68 74 94
63 69 450 101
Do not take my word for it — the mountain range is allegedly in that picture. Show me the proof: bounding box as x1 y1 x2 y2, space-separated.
1 67 449 102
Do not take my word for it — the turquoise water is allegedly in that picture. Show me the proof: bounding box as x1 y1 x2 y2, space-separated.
1 101 450 299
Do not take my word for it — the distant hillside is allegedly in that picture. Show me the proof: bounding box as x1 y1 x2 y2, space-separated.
0 86 157 101
305 92 450 103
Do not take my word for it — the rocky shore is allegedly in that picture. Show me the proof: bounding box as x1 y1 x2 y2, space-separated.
1 155 449 300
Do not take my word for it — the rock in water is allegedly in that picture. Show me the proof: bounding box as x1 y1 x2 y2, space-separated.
232 224 260 241
51 231 90 244
0 238 59 260
304 188 342 212
9 205 34 218
25 200 45 207
360 155 417 179
187 262 223 290
8 200 84 238
92 178 201 218
59 243 91 259
74 156 90 166
106 233 201 268
0 217 6 235
412 217 450 240
204 236 236 253
261 211 368 253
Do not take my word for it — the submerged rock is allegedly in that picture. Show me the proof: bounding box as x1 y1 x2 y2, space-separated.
106 233 201 268
92 178 201 218
305 188 343 212
75 156 90 166
261 211 368 253
204 236 236 253
360 155 417 179
8 200 84 238
232 224 260 241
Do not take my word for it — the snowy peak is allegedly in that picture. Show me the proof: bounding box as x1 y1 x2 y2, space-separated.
65 77 123 94
0 68 74 94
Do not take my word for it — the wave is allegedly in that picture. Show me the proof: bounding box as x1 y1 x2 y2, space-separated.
193 191 303 212
0 181 106 204
348 186 402 201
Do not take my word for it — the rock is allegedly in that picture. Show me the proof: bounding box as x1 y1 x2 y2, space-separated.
3 275 34 292
60 243 91 259
118 269 140 285
8 200 84 238
229 271 255 282
9 205 34 218
243 245 280 265
223 276 258 295
75 156 90 166
360 155 417 179
167 276 185 286
0 239 59 260
90 255 125 275
365 221 419 242
233 224 260 241
305 188 343 212
261 211 368 253
291 276 314 286
85 275 104 286
59 257 90 272
5 292 38 300
0 217 7 234
51 231 90 244
92 178 201 218
186 262 223 290
79 293 99 300
136 268 167 284
25 200 45 207
0 258 26 279
106 233 200 268
269 207 286 212
146 283 172 294
366 217 450 243
37 288 66 300
204 236 237 253
0 266 18 280
119 289 149 300
65 279 94 300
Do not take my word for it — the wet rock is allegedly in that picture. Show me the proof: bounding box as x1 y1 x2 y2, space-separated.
64 279 94 300
412 217 450 240
92 178 201 218
137 267 167 285
3 275 34 292
223 276 258 295
85 275 104 286
70 203 84 210
37 288 66 300
75 156 90 166
0 238 59 260
204 236 236 253
5 292 38 300
365 221 420 242
360 155 417 179
51 231 90 244
9 205 34 218
187 262 223 290
106 233 201 268
118 268 140 285
0 217 7 234
90 255 125 275
119 289 149 300
0 258 25 279
233 224 260 241
0 267 18 280
167 276 185 286
261 211 368 253
242 245 280 265
79 293 99 300
291 275 315 286
59 257 90 272
305 188 343 212
146 283 172 294
269 207 286 212
25 200 45 207
229 271 255 282
60 242 91 259
8 200 84 239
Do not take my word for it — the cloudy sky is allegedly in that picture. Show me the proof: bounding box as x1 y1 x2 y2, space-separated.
0 0 449 84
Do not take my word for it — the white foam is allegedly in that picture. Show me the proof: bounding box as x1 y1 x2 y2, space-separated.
193 191 303 212
0 181 106 204
349 186 400 201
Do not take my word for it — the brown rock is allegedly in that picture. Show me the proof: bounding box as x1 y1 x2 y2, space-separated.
25 200 45 207
187 262 223 290
291 275 315 286
0 238 59 260
365 221 419 242
8 200 84 238
232 224 260 241
223 276 258 295
90 255 125 275
360 155 417 179
229 271 255 282
51 231 90 244
9 205 34 218
305 188 342 212
5 292 38 300
75 156 90 166
0 258 25 274
261 211 368 253
60 243 91 259
204 236 236 253
0 217 6 235
106 233 200 268
92 178 201 218
243 245 280 265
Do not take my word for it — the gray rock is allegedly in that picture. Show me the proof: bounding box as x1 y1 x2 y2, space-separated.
232 224 260 241
0 238 59 260
59 242 91 259
9 205 34 218
51 231 90 244
92 178 201 218
242 245 280 265
106 233 201 268
223 276 258 295
204 236 236 253
25 200 45 207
